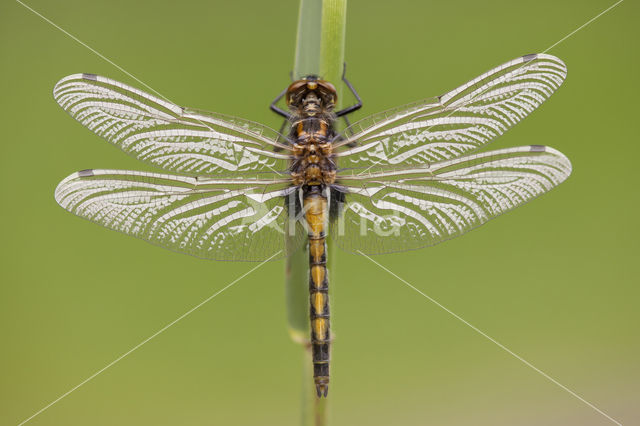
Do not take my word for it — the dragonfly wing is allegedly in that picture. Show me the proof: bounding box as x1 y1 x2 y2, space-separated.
332 145 571 254
55 170 306 261
335 54 567 170
53 74 291 176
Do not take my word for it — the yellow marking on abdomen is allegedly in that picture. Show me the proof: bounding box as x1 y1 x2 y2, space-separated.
304 197 327 237
313 292 326 315
313 318 328 341
311 265 325 288
309 239 325 262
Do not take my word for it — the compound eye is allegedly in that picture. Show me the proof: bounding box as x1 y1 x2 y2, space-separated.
307 81 318 90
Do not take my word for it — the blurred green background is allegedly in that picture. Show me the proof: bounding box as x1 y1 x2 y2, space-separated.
1 0 638 425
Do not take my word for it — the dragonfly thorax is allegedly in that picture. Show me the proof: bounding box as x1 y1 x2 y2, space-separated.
289 119 337 186
286 78 339 187
302 92 322 116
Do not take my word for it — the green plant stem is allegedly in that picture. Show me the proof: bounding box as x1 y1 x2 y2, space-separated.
293 0 322 79
286 1 347 425
319 0 347 98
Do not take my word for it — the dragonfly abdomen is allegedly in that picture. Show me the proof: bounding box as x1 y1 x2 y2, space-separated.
303 185 331 397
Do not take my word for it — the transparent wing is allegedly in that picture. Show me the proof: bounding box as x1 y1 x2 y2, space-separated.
55 170 306 261
331 145 571 255
334 54 566 170
53 74 292 176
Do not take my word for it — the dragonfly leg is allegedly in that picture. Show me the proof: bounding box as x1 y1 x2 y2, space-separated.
270 86 291 119
336 63 362 118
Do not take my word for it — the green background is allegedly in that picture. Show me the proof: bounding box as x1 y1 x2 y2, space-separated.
1 0 638 425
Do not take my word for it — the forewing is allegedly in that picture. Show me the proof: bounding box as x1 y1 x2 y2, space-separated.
55 170 306 261
332 145 571 254
335 54 566 170
54 74 291 176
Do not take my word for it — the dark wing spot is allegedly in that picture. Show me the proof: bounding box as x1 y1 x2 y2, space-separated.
78 169 94 177
82 73 98 81
530 145 546 152
522 54 538 62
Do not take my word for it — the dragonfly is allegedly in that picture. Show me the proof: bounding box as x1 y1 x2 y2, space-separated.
54 53 571 398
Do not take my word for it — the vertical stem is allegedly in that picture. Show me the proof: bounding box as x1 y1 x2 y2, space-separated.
287 1 347 425
293 0 322 79
320 0 347 103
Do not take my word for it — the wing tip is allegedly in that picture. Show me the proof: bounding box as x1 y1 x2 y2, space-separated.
82 73 98 81
525 53 567 74
54 73 94 86
54 169 95 202
53 73 100 101
531 145 573 178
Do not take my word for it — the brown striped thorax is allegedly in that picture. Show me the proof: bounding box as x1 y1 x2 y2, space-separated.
287 77 338 187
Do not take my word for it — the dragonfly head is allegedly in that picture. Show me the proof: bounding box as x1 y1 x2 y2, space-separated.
286 76 337 115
